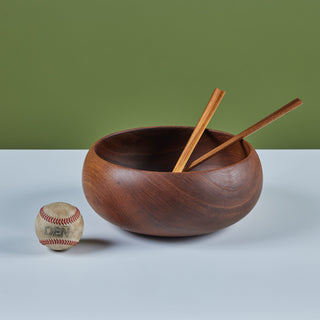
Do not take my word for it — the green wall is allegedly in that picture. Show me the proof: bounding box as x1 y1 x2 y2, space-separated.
1 0 319 149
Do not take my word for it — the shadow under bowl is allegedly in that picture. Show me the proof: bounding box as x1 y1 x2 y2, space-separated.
82 126 263 237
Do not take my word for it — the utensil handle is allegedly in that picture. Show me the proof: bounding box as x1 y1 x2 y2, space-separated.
186 98 303 171
173 88 225 172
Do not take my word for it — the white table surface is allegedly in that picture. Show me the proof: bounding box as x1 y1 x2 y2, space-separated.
0 150 319 320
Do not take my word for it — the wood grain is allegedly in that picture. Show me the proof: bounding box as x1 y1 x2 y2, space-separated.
186 98 303 171
172 88 225 172
82 126 263 237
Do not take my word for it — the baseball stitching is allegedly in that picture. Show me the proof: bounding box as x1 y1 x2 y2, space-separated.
39 239 79 246
40 206 80 225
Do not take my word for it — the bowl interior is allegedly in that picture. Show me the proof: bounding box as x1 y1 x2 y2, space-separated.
94 127 251 172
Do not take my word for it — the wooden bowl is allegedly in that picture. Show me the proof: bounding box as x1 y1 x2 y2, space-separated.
82 126 263 237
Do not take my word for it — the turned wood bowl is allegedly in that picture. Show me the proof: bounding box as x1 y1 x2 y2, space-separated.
82 126 263 237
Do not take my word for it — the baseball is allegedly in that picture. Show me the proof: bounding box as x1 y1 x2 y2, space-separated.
35 202 84 251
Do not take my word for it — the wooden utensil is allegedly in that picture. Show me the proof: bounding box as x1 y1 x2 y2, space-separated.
172 88 225 172
185 98 303 171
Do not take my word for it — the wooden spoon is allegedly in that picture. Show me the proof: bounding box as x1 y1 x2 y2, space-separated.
172 88 225 172
185 98 303 171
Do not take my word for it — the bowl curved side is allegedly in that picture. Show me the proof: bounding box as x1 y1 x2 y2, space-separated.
82 138 263 237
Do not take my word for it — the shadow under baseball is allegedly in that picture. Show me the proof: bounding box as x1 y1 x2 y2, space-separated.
67 238 115 254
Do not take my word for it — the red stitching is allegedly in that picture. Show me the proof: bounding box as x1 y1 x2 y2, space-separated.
40 239 79 246
40 206 80 225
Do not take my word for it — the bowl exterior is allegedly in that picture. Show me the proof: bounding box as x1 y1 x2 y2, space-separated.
82 130 263 237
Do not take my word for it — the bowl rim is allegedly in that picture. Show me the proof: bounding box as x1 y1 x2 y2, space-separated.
91 126 256 174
